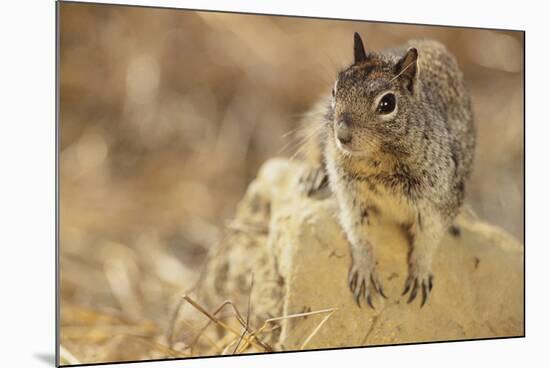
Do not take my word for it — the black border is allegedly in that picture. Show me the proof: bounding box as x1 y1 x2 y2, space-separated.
55 1 526 367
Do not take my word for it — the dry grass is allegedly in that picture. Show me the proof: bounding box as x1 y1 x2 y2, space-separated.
61 288 337 363
58 2 523 364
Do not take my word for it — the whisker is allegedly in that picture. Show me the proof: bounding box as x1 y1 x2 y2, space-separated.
289 123 328 161
287 121 325 149
281 127 301 138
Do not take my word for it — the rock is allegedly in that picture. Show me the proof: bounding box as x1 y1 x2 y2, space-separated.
200 158 524 351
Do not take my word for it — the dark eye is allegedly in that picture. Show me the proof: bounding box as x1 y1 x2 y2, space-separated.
376 93 396 114
331 86 336 98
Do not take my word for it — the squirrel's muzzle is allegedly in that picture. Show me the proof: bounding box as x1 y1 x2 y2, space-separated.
336 116 352 145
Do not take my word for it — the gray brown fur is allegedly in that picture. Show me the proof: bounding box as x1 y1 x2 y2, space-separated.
299 34 475 307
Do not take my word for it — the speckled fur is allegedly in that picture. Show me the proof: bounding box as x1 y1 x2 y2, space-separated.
301 35 475 307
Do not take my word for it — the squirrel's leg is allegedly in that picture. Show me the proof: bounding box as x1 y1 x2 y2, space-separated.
345 211 387 308
402 209 446 307
347 238 386 309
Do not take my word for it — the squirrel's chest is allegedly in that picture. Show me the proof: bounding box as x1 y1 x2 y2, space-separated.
329 170 414 226
324 141 416 225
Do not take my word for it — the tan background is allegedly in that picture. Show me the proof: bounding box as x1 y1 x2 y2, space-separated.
59 2 524 363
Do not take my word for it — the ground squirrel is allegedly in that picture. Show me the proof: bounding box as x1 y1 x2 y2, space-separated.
299 33 476 308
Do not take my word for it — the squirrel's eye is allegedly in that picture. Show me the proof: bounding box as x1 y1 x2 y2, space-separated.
376 93 396 114
331 86 336 98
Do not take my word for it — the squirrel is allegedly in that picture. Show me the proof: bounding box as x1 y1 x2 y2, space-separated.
298 33 476 308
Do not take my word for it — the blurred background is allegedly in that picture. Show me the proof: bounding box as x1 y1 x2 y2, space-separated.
59 2 524 364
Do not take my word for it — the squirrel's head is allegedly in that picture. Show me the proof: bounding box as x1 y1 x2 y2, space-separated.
330 32 420 158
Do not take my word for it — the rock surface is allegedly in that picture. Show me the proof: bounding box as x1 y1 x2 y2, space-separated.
201 158 524 351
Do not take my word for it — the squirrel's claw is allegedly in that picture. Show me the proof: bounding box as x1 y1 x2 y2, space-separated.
299 166 328 196
366 294 375 309
352 277 366 308
420 283 428 307
348 267 385 309
402 276 413 296
348 270 358 291
370 274 387 299
406 279 419 304
402 274 433 307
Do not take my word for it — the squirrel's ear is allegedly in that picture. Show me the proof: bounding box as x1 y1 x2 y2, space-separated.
395 47 418 93
353 32 367 63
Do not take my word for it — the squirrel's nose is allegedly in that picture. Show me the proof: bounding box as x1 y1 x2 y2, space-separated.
337 129 352 144
336 118 352 144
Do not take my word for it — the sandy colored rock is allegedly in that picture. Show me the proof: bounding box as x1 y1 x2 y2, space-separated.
202 158 524 351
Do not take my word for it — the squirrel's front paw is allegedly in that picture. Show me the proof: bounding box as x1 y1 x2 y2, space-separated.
298 166 328 196
402 259 434 307
348 258 387 309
